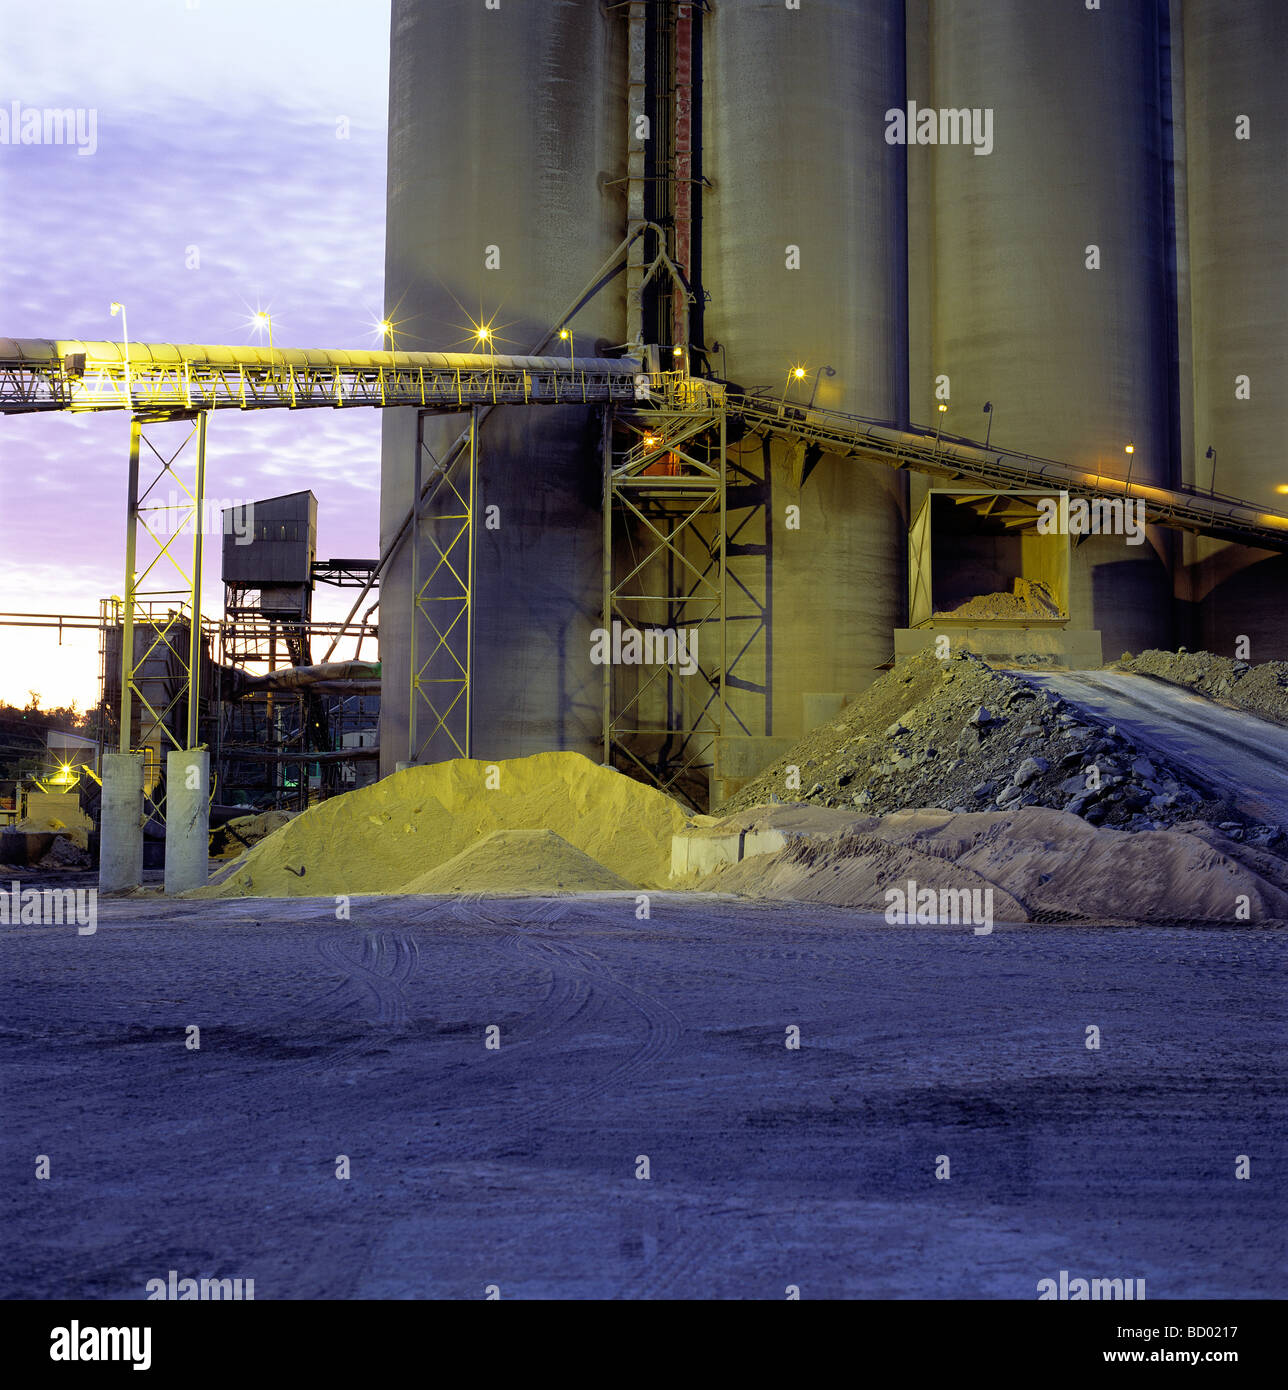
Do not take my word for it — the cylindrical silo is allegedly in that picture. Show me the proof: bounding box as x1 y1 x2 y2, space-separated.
380 0 625 773
1179 0 1288 659
702 0 908 749
925 0 1176 658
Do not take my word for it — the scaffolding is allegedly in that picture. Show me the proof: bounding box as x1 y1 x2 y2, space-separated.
408 407 477 763
602 392 743 810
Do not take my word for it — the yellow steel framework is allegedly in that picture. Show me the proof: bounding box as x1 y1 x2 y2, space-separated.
602 402 727 806
119 411 209 761
409 407 478 762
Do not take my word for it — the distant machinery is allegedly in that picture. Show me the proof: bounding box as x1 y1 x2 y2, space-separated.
222 490 317 668
216 490 381 809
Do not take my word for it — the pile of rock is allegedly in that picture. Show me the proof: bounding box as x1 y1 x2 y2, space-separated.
1118 649 1288 725
722 648 1281 845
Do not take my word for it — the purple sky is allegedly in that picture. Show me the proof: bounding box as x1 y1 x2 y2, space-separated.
0 0 390 709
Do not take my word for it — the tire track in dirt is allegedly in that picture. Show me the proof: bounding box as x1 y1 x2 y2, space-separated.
493 926 684 1128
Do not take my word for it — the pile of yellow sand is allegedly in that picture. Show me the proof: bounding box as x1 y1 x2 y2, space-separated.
192 751 686 898
401 829 633 894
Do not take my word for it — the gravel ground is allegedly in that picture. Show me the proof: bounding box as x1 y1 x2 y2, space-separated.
3 893 1283 1300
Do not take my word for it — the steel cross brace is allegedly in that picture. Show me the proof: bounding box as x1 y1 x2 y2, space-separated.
118 411 208 822
409 407 477 763
602 405 727 808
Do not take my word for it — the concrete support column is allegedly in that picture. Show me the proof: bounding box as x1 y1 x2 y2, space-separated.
164 750 209 895
100 751 144 893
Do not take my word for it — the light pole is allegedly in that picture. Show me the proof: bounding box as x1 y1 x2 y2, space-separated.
559 326 574 375
110 301 130 407
781 365 807 415
983 400 993 449
935 401 948 454
378 319 394 353
253 310 274 369
807 365 836 411
1206 445 1217 494
1124 442 1135 493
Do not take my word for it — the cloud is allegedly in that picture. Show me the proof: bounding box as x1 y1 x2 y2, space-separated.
0 21 389 707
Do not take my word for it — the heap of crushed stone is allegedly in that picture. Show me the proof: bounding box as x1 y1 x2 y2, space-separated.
401 829 633 895
719 647 1281 844
1118 649 1288 726
687 804 1288 924
191 750 686 898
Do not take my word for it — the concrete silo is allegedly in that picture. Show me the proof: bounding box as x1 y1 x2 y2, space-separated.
914 0 1177 658
1178 0 1288 658
701 0 909 761
380 0 625 773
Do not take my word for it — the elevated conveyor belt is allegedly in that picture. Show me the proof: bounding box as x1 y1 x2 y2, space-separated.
726 396 1288 554
0 338 643 415
4 336 1285 552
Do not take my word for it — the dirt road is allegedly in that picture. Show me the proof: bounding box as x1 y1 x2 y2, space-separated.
3 891 1283 1299
1013 669 1288 825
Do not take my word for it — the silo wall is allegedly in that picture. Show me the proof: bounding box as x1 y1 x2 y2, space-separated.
921 0 1177 655
1178 0 1288 659
380 0 625 773
702 0 908 748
